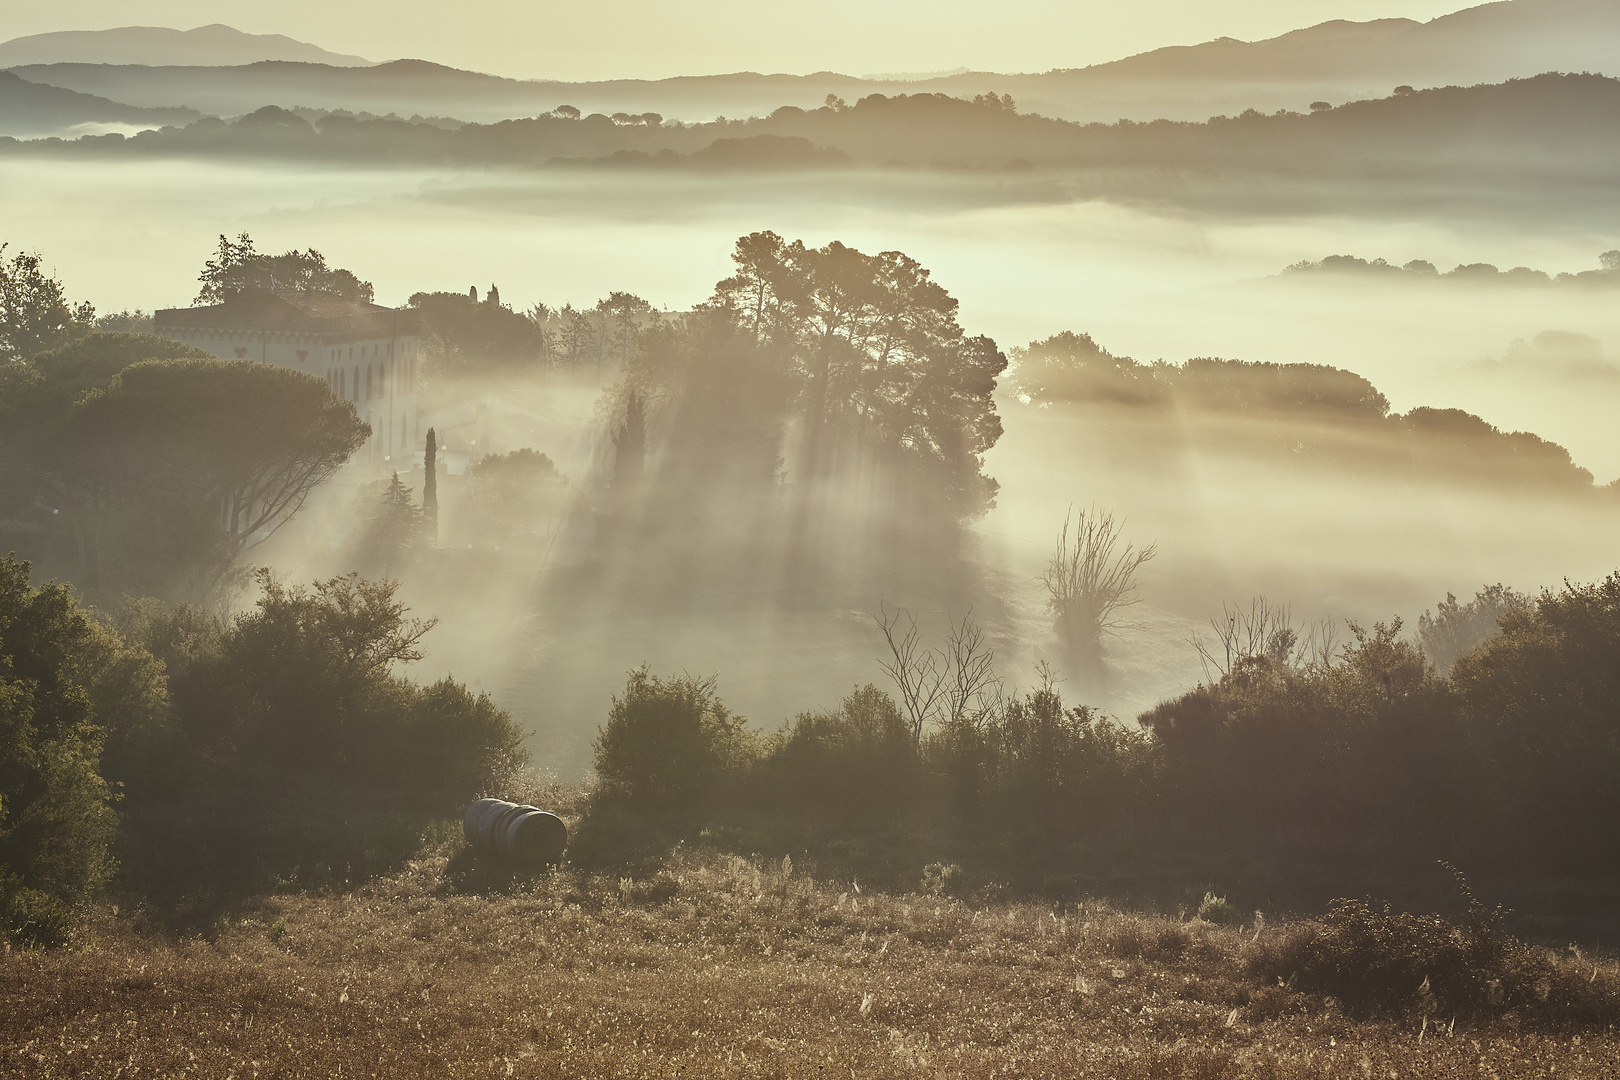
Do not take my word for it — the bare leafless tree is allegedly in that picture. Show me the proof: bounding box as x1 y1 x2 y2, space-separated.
1040 506 1157 682
942 607 1004 726
876 605 945 745
875 605 1002 744
1191 596 1339 682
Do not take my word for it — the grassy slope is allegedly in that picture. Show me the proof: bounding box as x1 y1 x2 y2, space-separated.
4 844 1618 1079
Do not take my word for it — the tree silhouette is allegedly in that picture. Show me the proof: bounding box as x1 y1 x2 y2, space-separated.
710 230 1007 520
195 234 373 305
423 427 439 540
0 244 94 360
356 472 423 577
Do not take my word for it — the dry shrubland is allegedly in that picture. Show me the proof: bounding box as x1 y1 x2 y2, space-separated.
5 841 1619 1079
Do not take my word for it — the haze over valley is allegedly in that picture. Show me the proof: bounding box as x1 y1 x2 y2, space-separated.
5 3 1620 1076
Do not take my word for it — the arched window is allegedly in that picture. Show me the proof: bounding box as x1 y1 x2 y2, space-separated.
366 366 372 400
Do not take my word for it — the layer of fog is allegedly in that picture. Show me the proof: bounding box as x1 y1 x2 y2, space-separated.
7 156 1617 772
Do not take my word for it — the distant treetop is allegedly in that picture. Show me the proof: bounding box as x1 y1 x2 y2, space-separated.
195 233 374 306
1282 250 1620 286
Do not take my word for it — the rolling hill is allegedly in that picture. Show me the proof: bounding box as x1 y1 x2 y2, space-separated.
0 24 372 68
0 69 197 137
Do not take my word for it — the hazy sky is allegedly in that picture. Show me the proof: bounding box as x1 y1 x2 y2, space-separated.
6 0 1475 80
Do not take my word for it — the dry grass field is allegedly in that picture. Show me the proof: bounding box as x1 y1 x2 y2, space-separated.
4 836 1619 1080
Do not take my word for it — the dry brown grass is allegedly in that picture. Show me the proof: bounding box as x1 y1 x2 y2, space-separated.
4 843 1619 1079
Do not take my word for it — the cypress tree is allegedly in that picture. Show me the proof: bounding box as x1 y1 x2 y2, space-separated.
423 428 439 540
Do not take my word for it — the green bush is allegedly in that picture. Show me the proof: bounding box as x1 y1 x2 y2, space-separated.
760 685 917 821
115 572 530 898
0 555 120 945
593 668 755 814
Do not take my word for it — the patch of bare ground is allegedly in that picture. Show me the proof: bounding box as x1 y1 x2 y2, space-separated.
4 847 1618 1079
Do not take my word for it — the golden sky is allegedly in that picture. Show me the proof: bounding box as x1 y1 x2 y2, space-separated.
7 0 1473 80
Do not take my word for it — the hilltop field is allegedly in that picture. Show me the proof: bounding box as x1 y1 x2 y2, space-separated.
5 828 1620 1080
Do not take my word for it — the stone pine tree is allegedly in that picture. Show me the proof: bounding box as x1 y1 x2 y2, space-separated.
423 428 438 542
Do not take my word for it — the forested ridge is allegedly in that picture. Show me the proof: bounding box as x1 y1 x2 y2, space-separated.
8 72 1620 178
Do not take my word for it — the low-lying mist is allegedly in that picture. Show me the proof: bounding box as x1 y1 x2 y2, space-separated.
6 152 1618 777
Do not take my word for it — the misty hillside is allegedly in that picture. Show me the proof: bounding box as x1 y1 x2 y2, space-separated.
897 0 1620 116
12 0 1620 127
13 74 1620 183
1035 0 1620 85
0 69 198 137
4 58 878 126
0 23 372 68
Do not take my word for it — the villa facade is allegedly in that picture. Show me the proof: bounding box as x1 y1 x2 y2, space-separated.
154 289 422 463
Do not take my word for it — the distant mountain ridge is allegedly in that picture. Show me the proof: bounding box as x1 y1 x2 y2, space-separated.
0 24 372 69
0 69 198 137
5 0 1619 128
1059 0 1620 83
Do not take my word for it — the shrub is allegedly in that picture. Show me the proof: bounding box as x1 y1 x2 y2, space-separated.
1418 583 1528 675
1262 872 1620 1026
1198 892 1241 925
1141 619 1464 841
593 668 755 814
115 573 530 898
760 685 917 821
973 685 1156 830
1450 573 1620 859
921 862 965 897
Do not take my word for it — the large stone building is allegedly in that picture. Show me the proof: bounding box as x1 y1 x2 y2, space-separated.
154 289 422 463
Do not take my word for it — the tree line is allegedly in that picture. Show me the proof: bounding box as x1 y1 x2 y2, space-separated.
408 287 662 380
10 73 1620 180
1008 331 1610 495
587 575 1620 890
1284 249 1620 287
